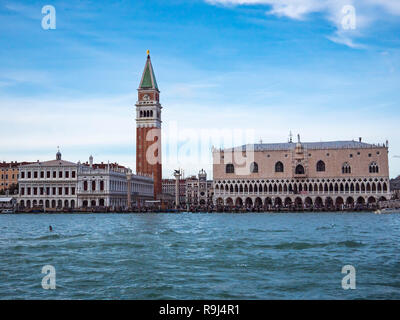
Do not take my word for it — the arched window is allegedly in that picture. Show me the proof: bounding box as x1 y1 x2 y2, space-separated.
140 110 143 117
250 162 258 173
150 110 153 117
275 161 284 173
83 180 88 191
295 164 305 174
92 181 96 191
369 162 379 173
342 162 351 174
316 160 325 172
226 164 234 174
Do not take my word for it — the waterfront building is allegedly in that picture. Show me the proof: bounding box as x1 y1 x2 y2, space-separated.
212 137 391 208
77 156 153 208
0 161 32 193
162 178 186 204
18 150 78 209
135 51 162 199
17 151 154 210
390 175 400 200
186 169 213 206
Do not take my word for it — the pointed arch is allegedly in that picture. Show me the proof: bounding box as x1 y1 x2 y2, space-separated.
250 162 259 173
275 161 284 172
342 162 351 174
316 160 325 172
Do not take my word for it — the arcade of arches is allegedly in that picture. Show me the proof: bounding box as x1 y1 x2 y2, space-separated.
213 177 390 208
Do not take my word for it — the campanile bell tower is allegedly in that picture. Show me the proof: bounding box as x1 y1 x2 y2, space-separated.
136 51 162 199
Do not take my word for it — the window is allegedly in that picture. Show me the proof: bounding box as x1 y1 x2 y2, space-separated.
65 171 69 178
226 164 234 174
59 171 63 178
21 172 25 179
275 161 284 173
71 187 75 195
342 162 351 174
40 171 44 178
53 171 56 178
369 162 379 173
47 171 50 178
295 164 305 174
72 171 76 178
34 171 38 178
28 172 31 179
316 160 325 172
92 181 96 191
65 187 69 195
250 162 258 173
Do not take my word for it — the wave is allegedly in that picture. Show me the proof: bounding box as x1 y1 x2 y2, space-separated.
254 240 365 250
248 228 290 233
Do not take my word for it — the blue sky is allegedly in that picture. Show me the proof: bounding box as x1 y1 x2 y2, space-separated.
0 0 400 178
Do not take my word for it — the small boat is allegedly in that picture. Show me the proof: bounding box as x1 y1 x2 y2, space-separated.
375 208 399 214
1 209 14 214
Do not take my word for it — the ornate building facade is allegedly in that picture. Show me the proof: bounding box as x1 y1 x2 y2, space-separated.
186 169 213 206
77 156 153 209
213 137 391 209
162 178 186 204
17 152 154 210
18 150 78 209
135 51 162 199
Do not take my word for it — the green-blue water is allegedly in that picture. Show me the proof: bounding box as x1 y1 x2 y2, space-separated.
1 212 400 299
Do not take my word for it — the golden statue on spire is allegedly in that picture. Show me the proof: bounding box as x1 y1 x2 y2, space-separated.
147 49 150 55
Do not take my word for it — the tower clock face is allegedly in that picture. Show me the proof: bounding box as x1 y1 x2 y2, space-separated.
143 94 150 101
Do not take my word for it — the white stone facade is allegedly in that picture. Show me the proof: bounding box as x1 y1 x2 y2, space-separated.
18 152 154 210
18 152 78 209
77 159 154 209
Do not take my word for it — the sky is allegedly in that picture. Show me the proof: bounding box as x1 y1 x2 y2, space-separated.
0 0 400 178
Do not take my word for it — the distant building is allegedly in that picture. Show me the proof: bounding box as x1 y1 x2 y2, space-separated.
162 178 186 204
18 150 78 209
77 156 153 208
17 151 153 210
186 169 213 206
390 176 400 199
0 161 33 192
213 137 391 208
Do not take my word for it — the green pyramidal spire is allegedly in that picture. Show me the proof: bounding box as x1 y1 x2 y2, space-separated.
139 51 158 90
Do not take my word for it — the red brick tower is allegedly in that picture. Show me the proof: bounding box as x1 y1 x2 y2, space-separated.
136 51 162 199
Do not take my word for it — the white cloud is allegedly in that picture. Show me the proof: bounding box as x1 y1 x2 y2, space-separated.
205 0 400 47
